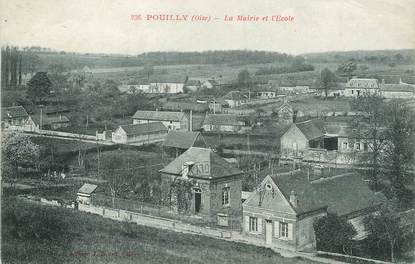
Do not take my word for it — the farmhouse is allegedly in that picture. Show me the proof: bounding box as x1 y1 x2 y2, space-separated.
160 147 243 227
184 79 202 92
1 106 38 132
202 79 220 89
280 119 385 164
280 119 325 157
344 78 380 97
133 110 189 130
203 114 249 132
223 91 248 108
163 130 207 157
242 170 385 251
112 122 167 144
148 76 185 94
380 83 415 99
118 83 150 94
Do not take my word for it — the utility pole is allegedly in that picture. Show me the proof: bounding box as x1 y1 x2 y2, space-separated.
39 105 43 130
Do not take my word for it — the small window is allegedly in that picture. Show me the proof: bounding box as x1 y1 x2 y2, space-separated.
249 217 258 232
222 187 230 206
280 222 289 238
364 143 368 151
343 142 348 149
356 143 361 150
265 183 272 191
351 90 354 94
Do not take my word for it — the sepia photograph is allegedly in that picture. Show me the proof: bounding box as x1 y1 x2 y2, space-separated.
0 0 414 263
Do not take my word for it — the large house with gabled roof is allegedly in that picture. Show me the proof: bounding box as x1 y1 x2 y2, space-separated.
242 169 386 251
344 78 380 97
162 130 207 157
159 147 243 227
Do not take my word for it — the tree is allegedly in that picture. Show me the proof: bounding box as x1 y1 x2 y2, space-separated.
26 72 52 102
2 132 40 185
382 102 414 208
237 69 251 88
353 93 388 191
313 213 356 254
337 61 357 81
141 64 154 81
320 68 337 98
364 202 403 262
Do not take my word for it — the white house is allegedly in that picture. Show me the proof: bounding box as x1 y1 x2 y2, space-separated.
112 122 168 144
344 78 380 97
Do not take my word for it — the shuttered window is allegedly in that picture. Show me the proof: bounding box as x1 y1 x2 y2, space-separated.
274 220 280 238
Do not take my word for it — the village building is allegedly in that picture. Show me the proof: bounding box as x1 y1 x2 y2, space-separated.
184 79 202 92
118 83 150 94
242 170 385 251
276 101 294 124
1 106 38 132
380 81 415 99
202 79 220 89
280 119 384 164
159 147 243 227
256 91 277 99
112 122 167 144
77 183 98 205
132 110 189 130
344 78 380 97
202 114 249 132
162 130 207 157
223 91 248 108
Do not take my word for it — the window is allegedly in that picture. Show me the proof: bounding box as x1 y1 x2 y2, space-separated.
351 90 354 94
249 217 258 232
222 187 230 206
280 222 289 238
343 142 348 149
356 143 361 150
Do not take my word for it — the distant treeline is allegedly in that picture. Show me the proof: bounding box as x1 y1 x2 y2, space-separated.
304 49 415 64
1 46 305 71
255 63 315 75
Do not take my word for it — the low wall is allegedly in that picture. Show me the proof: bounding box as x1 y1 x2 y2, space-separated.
78 204 230 239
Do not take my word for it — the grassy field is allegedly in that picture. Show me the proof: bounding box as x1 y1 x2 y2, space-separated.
1 197 316 264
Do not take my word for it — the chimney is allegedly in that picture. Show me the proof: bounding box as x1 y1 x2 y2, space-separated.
181 161 194 179
290 190 298 208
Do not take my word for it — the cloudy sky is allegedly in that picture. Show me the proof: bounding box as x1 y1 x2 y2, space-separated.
0 0 414 55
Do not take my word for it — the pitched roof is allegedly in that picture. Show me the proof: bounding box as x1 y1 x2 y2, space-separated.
205 79 219 86
295 119 324 140
1 106 29 119
380 83 415 93
266 171 385 216
119 122 167 136
162 101 209 112
163 131 203 149
203 114 246 126
310 173 386 216
160 147 242 179
132 110 186 122
78 183 98 194
346 78 379 89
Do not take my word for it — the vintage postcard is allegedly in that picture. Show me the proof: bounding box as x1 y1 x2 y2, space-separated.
0 0 414 263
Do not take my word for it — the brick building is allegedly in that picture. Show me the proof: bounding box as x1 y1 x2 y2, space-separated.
159 147 243 227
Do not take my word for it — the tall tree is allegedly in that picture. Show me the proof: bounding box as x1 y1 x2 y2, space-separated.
320 68 337 98
364 201 403 263
2 132 40 185
237 69 251 88
26 72 52 102
354 94 388 191
314 213 356 254
382 102 414 208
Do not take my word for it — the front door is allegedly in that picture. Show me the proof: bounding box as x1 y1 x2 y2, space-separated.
265 220 273 245
194 188 201 214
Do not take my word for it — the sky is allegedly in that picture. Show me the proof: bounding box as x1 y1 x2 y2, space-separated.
0 0 414 55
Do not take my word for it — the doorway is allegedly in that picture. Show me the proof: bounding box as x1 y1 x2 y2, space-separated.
265 220 273 245
194 188 201 214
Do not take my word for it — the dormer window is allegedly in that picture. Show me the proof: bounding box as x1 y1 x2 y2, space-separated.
265 183 272 191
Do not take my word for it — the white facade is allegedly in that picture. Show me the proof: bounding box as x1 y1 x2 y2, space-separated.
150 82 184 93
